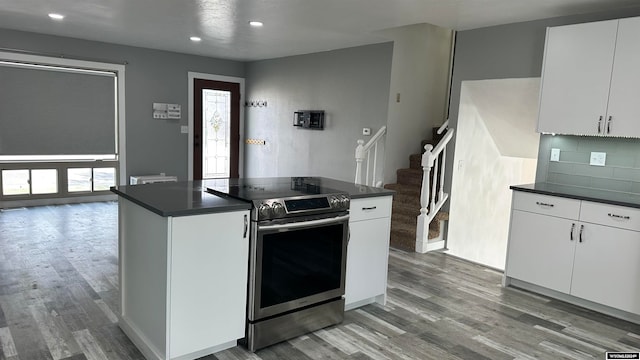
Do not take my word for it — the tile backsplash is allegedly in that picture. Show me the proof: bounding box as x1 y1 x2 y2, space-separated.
537 134 640 194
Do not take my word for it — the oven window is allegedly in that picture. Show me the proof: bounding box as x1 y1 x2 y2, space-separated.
260 223 344 308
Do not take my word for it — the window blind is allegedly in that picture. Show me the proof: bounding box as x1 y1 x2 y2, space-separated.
0 62 116 157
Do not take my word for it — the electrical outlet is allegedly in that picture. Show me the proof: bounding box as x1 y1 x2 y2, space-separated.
590 152 606 166
550 148 560 162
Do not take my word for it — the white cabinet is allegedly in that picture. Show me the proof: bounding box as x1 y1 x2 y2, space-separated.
118 198 250 360
506 191 640 319
345 196 392 310
571 223 640 315
603 17 640 137
537 16 640 137
506 211 576 293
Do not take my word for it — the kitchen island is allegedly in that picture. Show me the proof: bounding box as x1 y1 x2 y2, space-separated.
111 177 394 360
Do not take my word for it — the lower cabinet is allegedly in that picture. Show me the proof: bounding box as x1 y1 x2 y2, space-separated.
345 196 392 310
571 223 640 315
506 210 576 293
506 191 640 319
119 198 250 360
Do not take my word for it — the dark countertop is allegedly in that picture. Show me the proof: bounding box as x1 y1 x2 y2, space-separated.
111 181 251 217
111 177 393 217
511 182 640 209
203 177 395 200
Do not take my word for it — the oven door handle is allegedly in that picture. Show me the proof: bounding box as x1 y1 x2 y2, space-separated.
258 214 350 231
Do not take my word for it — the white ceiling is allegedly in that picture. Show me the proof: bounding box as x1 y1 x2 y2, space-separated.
1 0 639 61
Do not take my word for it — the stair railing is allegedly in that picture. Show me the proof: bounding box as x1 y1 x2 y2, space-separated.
416 120 454 250
355 126 387 187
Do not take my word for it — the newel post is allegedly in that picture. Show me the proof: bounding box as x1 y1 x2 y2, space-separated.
416 144 435 253
355 139 365 184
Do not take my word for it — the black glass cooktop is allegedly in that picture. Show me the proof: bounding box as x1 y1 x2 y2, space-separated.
205 177 347 201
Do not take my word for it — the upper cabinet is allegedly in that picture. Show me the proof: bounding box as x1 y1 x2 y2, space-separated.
537 17 640 137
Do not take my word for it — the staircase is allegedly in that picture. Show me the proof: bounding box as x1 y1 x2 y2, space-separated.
383 129 449 252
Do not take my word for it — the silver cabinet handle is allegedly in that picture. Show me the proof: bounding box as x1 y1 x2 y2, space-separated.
362 206 377 211
579 224 584 243
570 223 575 241
535 201 554 207
608 213 630 220
597 115 603 133
243 214 248 238
607 115 612 134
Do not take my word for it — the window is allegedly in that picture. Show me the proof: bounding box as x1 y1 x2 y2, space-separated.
31 169 58 194
0 51 125 204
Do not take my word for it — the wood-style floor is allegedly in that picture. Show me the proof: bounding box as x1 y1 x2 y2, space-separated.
0 202 639 360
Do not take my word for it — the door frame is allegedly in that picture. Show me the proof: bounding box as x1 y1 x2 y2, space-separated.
188 72 245 180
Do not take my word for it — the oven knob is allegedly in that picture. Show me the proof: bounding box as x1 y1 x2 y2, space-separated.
271 202 286 217
341 195 351 209
340 195 350 209
258 203 272 219
329 195 341 208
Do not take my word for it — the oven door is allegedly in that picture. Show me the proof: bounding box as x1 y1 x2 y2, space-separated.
248 212 349 321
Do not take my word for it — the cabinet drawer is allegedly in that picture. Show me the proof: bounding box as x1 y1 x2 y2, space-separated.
350 196 392 222
580 201 640 232
512 191 580 219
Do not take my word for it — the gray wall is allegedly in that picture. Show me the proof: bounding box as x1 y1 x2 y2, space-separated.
243 43 393 182
449 7 640 192
0 28 245 181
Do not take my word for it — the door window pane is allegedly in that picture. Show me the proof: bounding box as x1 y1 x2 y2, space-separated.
93 167 116 191
31 169 58 194
68 168 92 192
202 89 231 179
2 169 30 195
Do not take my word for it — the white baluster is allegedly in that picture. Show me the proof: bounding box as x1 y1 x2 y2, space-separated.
439 148 446 200
372 142 378 187
355 139 364 184
366 151 371 186
430 157 438 213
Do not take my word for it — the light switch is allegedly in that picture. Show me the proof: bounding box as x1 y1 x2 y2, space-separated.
590 152 606 166
180 126 188 134
362 128 371 136
550 148 560 162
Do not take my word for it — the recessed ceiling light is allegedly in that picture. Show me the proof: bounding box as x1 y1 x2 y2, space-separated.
249 21 263 27
190 36 202 42
48 13 65 20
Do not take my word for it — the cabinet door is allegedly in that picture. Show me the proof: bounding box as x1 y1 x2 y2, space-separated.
571 223 640 315
605 17 640 137
169 210 249 358
345 218 390 307
537 20 618 135
506 210 576 293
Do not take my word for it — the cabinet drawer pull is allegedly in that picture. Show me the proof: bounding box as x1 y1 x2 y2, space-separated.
608 213 630 220
607 115 612 134
243 214 248 238
362 206 377 211
570 223 575 241
535 201 554 208
597 115 603 133
579 224 584 243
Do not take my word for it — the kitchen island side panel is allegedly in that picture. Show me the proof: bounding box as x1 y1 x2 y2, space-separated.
168 210 250 358
119 198 169 359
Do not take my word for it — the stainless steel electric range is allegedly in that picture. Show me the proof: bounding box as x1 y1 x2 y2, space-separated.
207 177 350 351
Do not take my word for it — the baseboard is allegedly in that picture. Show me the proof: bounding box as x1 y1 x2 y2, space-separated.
505 277 640 325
